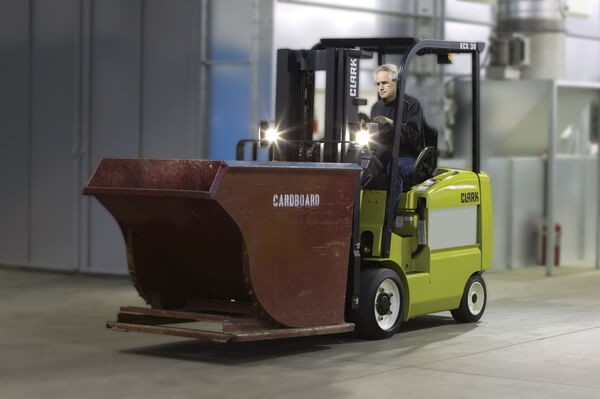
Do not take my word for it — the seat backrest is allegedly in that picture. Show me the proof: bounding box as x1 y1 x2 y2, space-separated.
403 146 437 190
423 122 438 150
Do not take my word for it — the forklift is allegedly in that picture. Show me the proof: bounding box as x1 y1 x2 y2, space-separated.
85 38 493 341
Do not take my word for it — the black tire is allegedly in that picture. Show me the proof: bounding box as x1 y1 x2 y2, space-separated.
451 274 487 323
355 268 404 340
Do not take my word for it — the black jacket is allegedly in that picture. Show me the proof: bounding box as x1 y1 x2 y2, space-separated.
370 94 428 158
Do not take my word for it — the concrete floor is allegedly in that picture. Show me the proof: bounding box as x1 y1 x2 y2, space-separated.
2 262 600 399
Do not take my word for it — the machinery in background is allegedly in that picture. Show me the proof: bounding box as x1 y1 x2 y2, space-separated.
488 0 567 81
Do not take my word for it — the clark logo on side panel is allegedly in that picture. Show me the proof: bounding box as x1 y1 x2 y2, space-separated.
460 191 479 204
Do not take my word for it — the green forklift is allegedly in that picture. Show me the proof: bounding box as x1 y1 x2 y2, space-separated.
85 38 493 342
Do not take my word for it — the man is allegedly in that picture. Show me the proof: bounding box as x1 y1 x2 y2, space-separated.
370 64 429 200
371 64 400 120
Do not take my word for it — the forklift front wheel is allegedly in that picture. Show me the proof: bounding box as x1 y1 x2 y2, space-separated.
356 268 404 340
451 274 487 323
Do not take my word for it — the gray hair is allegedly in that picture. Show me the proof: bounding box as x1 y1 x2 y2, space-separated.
375 64 398 81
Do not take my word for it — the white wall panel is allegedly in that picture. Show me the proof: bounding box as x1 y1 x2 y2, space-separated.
484 158 511 270
555 156 590 263
86 0 143 275
444 0 493 25
510 158 544 268
565 0 599 36
210 0 253 61
583 157 598 259
142 0 200 159
0 0 30 265
565 37 600 82
30 0 80 270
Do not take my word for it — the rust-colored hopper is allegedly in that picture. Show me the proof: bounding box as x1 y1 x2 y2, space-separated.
84 159 361 342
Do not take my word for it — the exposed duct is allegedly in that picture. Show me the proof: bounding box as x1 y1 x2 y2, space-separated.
488 0 567 80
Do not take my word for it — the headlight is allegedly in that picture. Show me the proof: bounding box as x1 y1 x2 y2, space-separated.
355 129 370 146
265 128 279 142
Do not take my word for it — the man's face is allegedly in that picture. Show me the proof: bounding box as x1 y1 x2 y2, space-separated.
375 70 397 103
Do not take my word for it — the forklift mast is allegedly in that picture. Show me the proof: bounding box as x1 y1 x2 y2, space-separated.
274 47 370 162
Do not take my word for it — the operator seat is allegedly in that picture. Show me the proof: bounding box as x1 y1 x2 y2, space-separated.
403 146 437 189
359 118 438 190
403 121 438 190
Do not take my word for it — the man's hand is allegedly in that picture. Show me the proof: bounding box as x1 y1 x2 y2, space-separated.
372 115 393 129
372 115 394 148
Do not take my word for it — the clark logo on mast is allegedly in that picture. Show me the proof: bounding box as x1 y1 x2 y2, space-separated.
349 58 358 97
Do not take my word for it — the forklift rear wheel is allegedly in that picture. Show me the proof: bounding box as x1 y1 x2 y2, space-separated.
356 268 404 339
451 274 487 323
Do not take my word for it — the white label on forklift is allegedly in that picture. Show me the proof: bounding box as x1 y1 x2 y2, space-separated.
273 193 320 208
395 216 403 228
349 58 358 97
428 206 477 250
